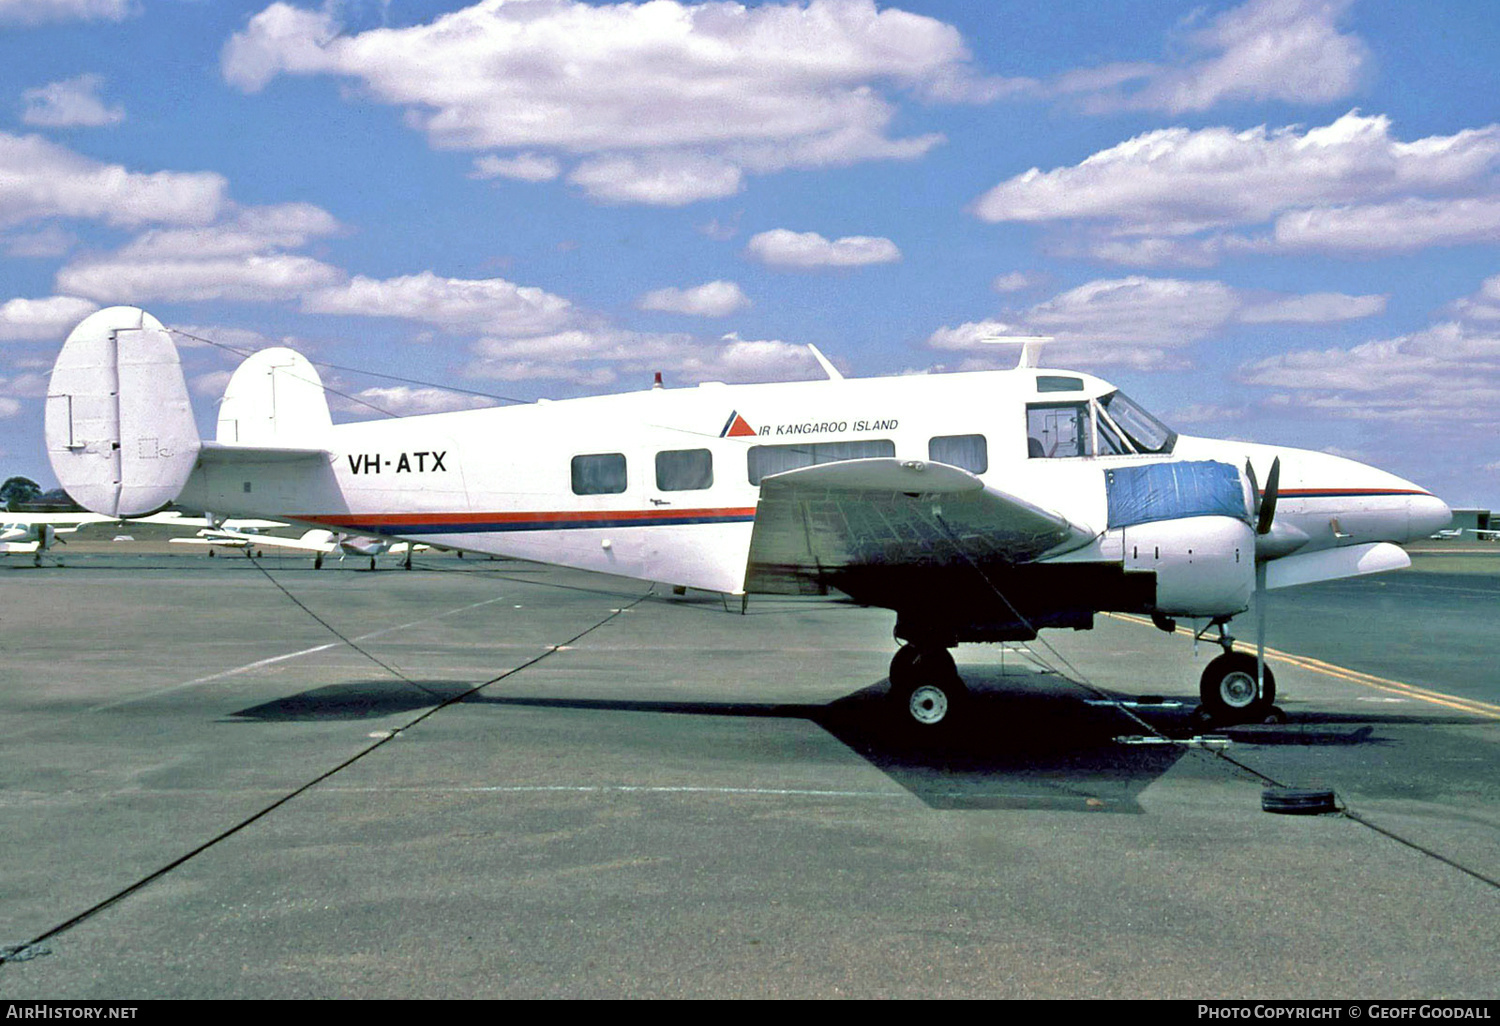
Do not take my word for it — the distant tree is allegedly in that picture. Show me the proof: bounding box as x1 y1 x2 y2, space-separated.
0 476 41 511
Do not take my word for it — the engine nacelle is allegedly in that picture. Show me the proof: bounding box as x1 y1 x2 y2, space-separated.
1122 515 1255 617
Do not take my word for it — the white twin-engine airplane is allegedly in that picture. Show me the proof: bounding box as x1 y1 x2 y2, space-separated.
45 307 1452 729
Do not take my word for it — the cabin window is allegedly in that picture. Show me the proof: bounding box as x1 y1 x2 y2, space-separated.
1026 403 1089 459
746 439 896 485
656 448 714 491
571 452 627 495
928 434 988 474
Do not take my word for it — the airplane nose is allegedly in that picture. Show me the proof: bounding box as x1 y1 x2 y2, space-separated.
1408 493 1453 539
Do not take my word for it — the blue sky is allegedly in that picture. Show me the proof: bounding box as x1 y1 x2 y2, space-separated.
1 0 1497 509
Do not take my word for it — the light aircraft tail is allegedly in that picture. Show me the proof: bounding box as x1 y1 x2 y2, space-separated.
46 307 334 519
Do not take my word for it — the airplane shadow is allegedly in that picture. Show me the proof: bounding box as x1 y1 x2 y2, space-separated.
225 661 1394 813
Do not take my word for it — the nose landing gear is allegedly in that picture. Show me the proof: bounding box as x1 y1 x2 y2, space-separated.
1196 618 1279 723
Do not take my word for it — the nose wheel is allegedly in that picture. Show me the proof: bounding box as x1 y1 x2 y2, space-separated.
888 645 967 731
1199 652 1276 722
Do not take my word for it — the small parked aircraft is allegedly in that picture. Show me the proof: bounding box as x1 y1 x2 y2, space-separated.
0 511 110 563
170 525 428 569
43 307 1451 728
0 510 283 564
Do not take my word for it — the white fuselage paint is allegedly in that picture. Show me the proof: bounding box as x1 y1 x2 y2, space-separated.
174 367 1450 598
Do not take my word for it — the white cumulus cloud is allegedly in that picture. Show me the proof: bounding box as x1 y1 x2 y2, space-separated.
55 203 346 304
0 0 133 24
22 75 124 128
972 112 1500 265
745 228 899 269
302 271 579 336
221 0 1009 205
467 327 821 386
331 386 501 416
1237 320 1500 432
470 153 562 183
925 276 1385 370
1054 0 1370 114
59 254 344 304
0 132 227 228
0 295 99 341
637 280 750 318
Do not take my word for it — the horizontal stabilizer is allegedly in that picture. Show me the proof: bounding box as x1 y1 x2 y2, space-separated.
199 442 330 463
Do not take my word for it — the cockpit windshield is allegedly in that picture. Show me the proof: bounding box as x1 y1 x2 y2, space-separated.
1097 390 1175 455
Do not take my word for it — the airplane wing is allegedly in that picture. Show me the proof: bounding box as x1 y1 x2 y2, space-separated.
744 457 1091 595
1 512 115 527
172 529 334 554
130 511 287 530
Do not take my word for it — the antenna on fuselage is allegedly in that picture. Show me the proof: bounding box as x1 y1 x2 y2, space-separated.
980 335 1054 369
806 344 844 381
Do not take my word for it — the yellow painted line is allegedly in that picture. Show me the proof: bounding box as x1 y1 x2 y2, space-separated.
1106 612 1500 721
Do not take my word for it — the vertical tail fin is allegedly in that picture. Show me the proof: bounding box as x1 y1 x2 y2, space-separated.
216 347 332 446
45 307 201 517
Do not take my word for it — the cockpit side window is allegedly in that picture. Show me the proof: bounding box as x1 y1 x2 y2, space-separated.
1026 402 1089 459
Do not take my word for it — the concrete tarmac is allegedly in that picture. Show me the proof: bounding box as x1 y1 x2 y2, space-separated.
0 547 1496 998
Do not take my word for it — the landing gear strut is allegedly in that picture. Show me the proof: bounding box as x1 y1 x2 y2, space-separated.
1196 618 1277 722
888 644 967 730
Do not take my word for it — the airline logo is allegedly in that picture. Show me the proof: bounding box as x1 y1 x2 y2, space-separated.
720 411 757 438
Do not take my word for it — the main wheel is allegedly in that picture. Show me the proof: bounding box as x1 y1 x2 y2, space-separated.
888 647 965 730
1200 652 1276 722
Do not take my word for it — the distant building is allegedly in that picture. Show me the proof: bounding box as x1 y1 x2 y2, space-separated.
1449 508 1493 540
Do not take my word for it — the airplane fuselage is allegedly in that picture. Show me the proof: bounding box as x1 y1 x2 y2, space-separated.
176 366 1450 600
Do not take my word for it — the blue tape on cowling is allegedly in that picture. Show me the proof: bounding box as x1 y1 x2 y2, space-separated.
1105 460 1249 529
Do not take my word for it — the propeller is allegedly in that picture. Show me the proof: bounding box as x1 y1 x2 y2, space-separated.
1241 455 1284 713
1256 456 1281 536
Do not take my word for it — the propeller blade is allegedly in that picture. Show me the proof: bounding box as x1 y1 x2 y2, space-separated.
1244 459 1260 521
1257 456 1281 536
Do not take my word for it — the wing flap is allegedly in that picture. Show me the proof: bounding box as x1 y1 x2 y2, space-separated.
744 458 1088 595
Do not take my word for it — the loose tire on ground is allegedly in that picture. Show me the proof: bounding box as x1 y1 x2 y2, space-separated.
1262 788 1337 815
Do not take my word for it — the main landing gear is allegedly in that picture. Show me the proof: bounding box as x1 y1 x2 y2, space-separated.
1196 620 1277 723
887 644 967 731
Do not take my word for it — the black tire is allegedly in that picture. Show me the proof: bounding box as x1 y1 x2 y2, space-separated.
888 645 921 688
888 647 965 730
1262 788 1337 815
1200 652 1276 722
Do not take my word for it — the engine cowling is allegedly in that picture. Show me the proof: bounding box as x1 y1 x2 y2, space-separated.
1122 515 1256 618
